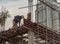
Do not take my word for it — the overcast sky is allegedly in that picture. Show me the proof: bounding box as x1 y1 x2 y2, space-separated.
0 0 60 30
0 0 37 30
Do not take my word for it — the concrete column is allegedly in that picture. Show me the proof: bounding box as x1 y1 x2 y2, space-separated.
28 31 34 44
28 0 33 22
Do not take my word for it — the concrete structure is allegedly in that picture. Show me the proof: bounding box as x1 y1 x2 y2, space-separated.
0 0 60 44
28 0 33 22
35 0 60 33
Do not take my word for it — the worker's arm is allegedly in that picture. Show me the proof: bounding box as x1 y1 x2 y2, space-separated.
20 19 24 26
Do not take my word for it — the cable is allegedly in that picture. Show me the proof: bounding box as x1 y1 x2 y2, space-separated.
19 4 37 9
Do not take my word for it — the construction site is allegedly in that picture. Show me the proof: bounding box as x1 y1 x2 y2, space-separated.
0 0 60 44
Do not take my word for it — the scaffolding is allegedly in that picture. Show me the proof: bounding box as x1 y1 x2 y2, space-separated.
0 0 60 44
0 18 60 44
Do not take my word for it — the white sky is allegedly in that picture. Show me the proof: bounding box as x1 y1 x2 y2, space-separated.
0 0 37 30
0 0 60 30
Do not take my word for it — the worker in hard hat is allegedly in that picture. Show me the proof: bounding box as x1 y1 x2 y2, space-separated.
13 15 24 27
12 15 21 29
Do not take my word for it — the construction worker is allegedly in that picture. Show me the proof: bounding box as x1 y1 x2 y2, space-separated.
13 15 24 27
10 15 24 30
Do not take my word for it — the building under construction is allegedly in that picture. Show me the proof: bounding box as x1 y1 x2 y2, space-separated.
0 0 60 44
